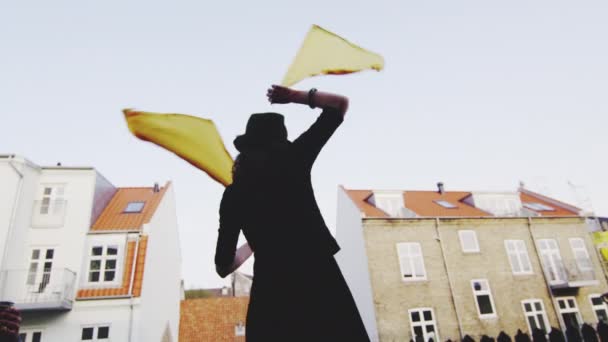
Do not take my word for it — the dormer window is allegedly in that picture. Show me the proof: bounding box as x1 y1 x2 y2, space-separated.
434 200 457 209
124 201 145 213
369 191 405 217
523 202 555 211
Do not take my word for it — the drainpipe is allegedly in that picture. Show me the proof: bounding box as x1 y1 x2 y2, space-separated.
127 233 141 342
1 156 25 291
527 217 561 331
435 218 464 340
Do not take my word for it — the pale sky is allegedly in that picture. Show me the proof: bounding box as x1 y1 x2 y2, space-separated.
2 0 607 288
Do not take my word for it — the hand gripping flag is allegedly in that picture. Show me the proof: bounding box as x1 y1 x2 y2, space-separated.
123 109 233 186
281 25 385 87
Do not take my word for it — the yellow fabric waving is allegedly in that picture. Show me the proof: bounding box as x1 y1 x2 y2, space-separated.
281 25 385 87
124 109 233 186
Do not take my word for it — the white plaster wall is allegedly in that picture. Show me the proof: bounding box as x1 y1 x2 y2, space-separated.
20 298 135 341
335 187 379 342
26 169 97 284
138 184 182 342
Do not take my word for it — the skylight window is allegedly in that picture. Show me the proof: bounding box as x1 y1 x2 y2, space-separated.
523 202 555 212
124 201 145 213
434 200 458 209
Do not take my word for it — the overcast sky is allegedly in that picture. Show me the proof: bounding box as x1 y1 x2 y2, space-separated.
2 0 607 288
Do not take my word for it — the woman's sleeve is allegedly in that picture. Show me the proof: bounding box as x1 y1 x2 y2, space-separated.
292 107 344 171
214 187 241 267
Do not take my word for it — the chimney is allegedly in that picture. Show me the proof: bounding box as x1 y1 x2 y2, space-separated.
437 182 445 194
153 182 160 193
56 162 62 167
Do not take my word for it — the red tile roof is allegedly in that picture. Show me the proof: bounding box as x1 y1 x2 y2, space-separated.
404 191 491 217
180 297 249 342
520 189 580 216
91 183 169 231
343 187 580 218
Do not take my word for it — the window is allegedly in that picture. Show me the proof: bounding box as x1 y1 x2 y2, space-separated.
471 279 497 318
81 325 110 341
19 330 43 342
124 201 145 213
434 200 457 209
522 299 549 333
556 297 582 329
409 308 439 342
569 238 593 271
523 202 555 211
40 185 65 215
459 230 479 253
27 248 54 293
590 295 608 324
537 239 566 284
235 322 246 336
88 246 119 284
505 240 533 275
396 243 426 281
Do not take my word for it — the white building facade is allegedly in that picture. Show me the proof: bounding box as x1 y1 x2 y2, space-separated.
0 155 182 342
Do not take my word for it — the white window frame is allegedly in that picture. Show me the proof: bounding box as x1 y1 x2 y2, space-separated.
555 297 582 330
81 324 111 341
471 279 497 319
569 238 593 271
235 322 246 336
39 183 66 215
521 299 550 334
19 328 44 342
537 239 566 284
396 242 427 282
408 307 439 342
589 294 608 324
459 230 480 253
505 240 533 275
26 247 55 293
86 245 122 286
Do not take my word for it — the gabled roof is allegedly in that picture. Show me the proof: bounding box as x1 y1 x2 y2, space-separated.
92 182 169 231
180 297 248 342
343 186 580 218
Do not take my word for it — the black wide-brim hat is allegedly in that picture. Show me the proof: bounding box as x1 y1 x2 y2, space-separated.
234 112 291 152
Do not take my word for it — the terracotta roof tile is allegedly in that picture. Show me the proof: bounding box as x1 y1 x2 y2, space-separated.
520 190 579 216
77 235 148 299
343 189 388 217
343 187 579 218
180 297 249 342
403 191 491 217
91 183 169 231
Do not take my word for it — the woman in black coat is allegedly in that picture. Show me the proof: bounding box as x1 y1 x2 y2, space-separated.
214 85 369 341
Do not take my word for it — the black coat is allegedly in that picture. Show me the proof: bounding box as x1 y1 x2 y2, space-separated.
215 108 369 341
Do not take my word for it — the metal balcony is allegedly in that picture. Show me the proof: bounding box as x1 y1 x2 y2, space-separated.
31 200 67 228
0 268 76 311
544 259 599 289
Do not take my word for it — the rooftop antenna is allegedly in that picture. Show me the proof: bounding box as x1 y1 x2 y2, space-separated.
567 180 594 215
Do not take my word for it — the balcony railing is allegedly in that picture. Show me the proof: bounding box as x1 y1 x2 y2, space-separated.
0 268 76 311
543 259 598 289
31 200 67 228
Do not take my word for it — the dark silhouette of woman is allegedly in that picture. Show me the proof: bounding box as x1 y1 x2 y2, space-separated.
214 85 369 341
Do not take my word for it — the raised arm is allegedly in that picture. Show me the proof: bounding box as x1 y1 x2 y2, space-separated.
267 85 348 169
267 85 349 118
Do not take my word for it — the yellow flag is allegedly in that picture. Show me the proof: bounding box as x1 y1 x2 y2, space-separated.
281 25 384 87
124 109 233 186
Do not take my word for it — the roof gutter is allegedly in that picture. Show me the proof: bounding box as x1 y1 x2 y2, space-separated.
1 157 25 283
127 232 141 342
